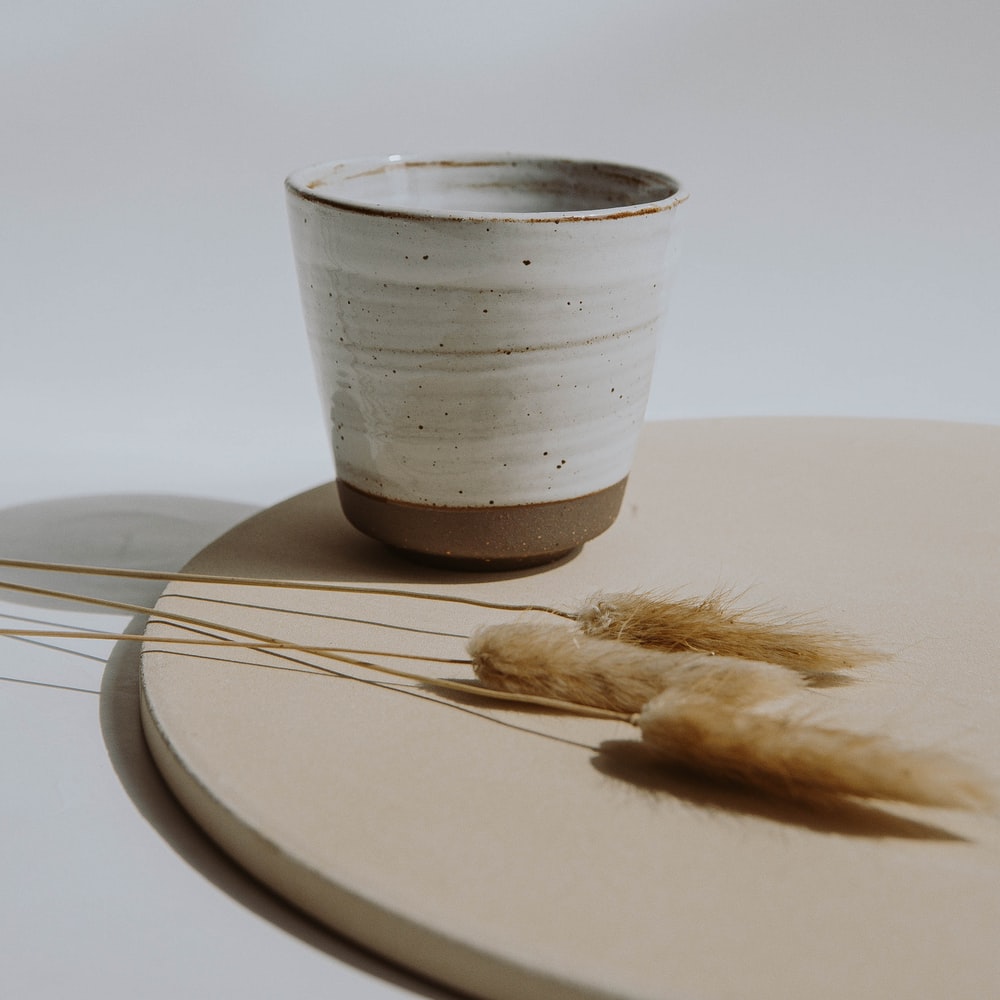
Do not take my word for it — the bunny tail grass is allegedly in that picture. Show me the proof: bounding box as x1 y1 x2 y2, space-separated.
636 690 995 809
575 591 884 673
468 622 807 715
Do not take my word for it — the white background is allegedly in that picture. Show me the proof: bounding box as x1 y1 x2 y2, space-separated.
2 2 998 998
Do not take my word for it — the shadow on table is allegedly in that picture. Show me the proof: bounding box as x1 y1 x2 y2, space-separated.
100 616 465 1000
0 488 507 1000
93 485 554 1000
0 493 261 609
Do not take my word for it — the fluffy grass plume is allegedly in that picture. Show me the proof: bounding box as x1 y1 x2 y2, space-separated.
637 689 995 809
469 622 805 714
576 590 884 673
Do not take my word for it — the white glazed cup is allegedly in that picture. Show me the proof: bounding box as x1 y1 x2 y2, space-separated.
286 154 686 569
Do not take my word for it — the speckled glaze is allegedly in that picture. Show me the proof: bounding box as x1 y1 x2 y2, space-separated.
286 155 685 566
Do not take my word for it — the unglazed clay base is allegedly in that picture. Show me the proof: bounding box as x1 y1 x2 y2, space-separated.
337 476 627 569
139 418 1000 1000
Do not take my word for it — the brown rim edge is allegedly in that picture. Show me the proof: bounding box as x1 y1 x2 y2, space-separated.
285 155 686 222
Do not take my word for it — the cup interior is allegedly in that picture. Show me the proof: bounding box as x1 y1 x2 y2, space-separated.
288 155 681 217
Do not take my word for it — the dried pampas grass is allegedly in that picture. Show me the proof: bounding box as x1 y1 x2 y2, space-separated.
576 591 884 673
469 621 995 809
469 621 806 714
637 689 995 809
3 558 993 811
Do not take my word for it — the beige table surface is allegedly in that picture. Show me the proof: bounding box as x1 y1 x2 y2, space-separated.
140 418 1000 1000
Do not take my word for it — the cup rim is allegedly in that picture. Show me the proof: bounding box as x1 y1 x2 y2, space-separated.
285 153 686 222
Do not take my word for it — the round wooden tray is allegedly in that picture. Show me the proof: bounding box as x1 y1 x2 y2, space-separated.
140 418 1000 1000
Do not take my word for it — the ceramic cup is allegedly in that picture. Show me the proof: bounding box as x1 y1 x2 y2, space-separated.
286 154 686 569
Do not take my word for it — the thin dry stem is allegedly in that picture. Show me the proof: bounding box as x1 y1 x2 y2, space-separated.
0 577 627 722
576 590 884 673
469 621 806 714
0 628 472 664
637 689 995 809
0 557 572 618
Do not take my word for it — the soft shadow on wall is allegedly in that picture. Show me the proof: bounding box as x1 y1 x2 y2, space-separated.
0 493 260 608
